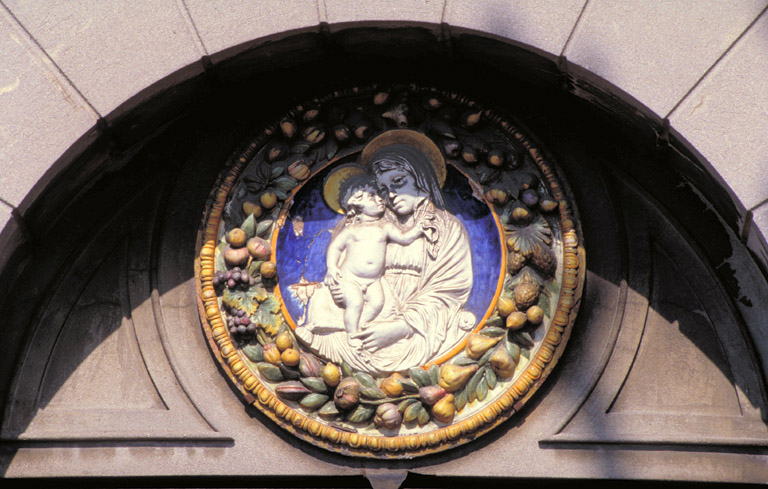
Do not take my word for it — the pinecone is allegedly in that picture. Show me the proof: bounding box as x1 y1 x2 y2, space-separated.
514 282 540 310
531 244 556 278
507 250 527 275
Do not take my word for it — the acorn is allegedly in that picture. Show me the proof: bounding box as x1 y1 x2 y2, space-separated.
288 160 311 181
431 394 455 424
303 125 326 145
265 141 288 163
526 305 545 325
380 374 405 397
462 146 479 165
280 118 297 139
540 199 559 213
281 348 300 367
303 107 320 123
485 188 510 206
227 228 247 248
353 122 372 140
487 149 505 167
460 109 482 127
465 333 501 360
334 377 360 410
322 362 341 387
224 246 250 267
247 237 271 260
514 282 540 310
506 311 527 330
260 261 277 279
373 91 390 105
260 191 278 210
334 124 350 142
511 203 533 225
263 343 282 364
490 348 517 378
242 201 263 218
438 364 477 392
373 403 402 430
496 296 516 317
419 385 447 406
423 95 442 110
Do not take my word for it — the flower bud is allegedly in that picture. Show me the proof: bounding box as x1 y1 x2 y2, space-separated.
275 381 312 401
419 385 447 406
334 377 360 410
373 403 402 430
299 353 322 378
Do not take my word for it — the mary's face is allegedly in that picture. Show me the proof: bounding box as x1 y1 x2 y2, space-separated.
375 168 422 217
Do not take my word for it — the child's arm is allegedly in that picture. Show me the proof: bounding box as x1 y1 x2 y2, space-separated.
325 228 349 284
384 222 425 245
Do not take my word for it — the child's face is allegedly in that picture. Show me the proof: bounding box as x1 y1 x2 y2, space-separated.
348 189 385 217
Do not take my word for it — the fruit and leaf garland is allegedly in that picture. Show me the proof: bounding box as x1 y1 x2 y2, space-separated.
212 85 565 432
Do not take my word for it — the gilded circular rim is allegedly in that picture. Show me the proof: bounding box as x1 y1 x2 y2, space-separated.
195 84 585 458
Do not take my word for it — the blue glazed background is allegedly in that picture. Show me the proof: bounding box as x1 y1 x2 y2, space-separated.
276 164 502 325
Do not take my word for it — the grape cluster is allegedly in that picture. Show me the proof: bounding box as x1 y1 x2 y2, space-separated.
227 308 256 336
213 267 255 291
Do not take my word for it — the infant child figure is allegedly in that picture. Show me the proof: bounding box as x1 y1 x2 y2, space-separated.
325 174 425 344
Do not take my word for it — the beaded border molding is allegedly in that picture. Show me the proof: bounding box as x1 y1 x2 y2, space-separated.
196 84 585 458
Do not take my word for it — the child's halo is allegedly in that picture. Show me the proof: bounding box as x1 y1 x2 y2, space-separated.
323 163 366 214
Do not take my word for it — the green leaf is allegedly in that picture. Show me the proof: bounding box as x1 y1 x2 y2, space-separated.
242 344 263 362
409 368 432 388
215 241 228 272
256 219 274 238
261 295 281 314
318 401 340 417
325 138 339 160
477 345 496 367
454 389 467 412
538 292 551 317
360 386 386 400
257 363 283 382
476 379 488 401
270 165 285 179
467 368 485 403
253 307 276 335
417 407 430 426
403 402 423 423
241 213 256 238
300 393 329 410
485 315 504 328
347 405 375 423
300 377 328 394
484 367 497 391
273 176 298 192
274 189 289 201
521 348 531 360
353 372 376 388
506 216 552 255
341 361 354 378
400 379 420 393
505 337 521 362
428 364 440 385
480 326 506 337
397 398 418 413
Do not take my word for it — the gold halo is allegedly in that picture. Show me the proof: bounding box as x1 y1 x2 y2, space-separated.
323 164 366 214
358 129 446 188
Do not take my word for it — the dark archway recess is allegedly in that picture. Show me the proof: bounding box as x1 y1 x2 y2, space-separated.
1 27 767 485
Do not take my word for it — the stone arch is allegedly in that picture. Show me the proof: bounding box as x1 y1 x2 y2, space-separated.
2 3 768 485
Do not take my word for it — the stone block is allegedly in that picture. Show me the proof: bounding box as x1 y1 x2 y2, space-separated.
184 0 320 62
564 0 765 117
444 0 586 57
669 10 768 210
4 0 203 117
324 0 445 29
0 8 99 208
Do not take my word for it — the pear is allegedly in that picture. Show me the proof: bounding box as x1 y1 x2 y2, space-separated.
438 364 478 392
465 334 502 360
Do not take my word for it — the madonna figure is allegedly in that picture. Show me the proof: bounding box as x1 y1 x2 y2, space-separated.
295 130 475 374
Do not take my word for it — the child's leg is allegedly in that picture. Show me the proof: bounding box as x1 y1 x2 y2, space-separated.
360 280 385 327
338 278 364 334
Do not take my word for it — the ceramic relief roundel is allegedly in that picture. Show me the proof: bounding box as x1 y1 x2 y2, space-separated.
196 84 584 457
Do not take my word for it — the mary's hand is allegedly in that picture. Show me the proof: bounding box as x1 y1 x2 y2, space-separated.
351 319 411 352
